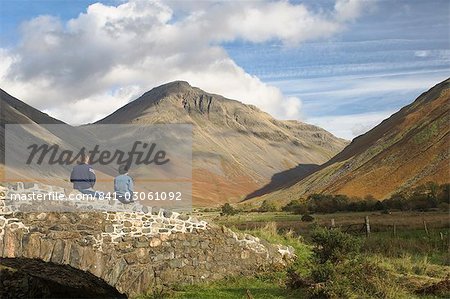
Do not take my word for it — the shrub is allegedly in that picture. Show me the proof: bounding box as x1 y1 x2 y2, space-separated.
301 214 314 222
438 202 449 212
310 228 360 264
259 200 277 212
302 182 449 214
309 257 411 299
282 199 307 214
221 203 238 216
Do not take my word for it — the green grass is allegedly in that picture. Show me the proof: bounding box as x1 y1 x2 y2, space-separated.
242 222 312 263
138 212 450 299
169 274 306 299
361 229 449 265
208 212 302 224
137 222 311 299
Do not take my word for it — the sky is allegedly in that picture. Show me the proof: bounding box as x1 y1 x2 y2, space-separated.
0 0 449 140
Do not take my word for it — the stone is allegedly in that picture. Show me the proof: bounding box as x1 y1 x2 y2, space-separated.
149 238 162 247
169 259 184 268
124 253 138 264
159 234 170 242
178 214 190 221
200 241 209 249
106 258 127 286
241 250 250 259
117 241 133 252
138 236 148 243
135 241 148 248
36 213 47 221
50 239 65 264
69 243 83 268
123 221 132 228
39 238 55 262
104 224 114 233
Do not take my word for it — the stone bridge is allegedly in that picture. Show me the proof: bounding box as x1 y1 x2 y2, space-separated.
0 184 294 298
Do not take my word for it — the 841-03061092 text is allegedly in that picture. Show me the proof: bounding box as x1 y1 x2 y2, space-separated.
107 191 183 201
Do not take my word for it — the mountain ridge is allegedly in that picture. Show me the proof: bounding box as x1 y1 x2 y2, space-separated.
95 81 348 205
248 78 449 204
0 89 64 126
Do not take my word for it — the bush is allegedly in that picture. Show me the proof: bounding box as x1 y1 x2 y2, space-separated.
310 257 410 299
438 202 449 212
303 182 448 214
301 214 314 222
282 200 307 214
221 203 238 216
286 228 413 298
259 200 277 212
310 228 360 264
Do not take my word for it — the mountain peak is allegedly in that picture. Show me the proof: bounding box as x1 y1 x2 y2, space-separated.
143 80 193 97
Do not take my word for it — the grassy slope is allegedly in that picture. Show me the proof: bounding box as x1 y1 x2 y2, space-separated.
138 211 449 299
247 80 450 206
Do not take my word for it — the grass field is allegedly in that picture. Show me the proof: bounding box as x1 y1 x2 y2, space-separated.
198 210 449 235
144 210 449 299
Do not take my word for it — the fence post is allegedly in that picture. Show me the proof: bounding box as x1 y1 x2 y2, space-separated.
393 223 397 237
331 218 335 229
423 220 429 236
365 216 370 237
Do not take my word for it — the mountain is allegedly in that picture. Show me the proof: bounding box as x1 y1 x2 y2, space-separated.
252 78 450 203
97 81 348 206
0 90 120 189
0 89 64 126
0 89 65 180
0 88 64 153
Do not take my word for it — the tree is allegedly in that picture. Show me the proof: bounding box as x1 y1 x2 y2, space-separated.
282 200 307 214
259 200 277 212
374 200 385 211
437 183 450 204
221 203 238 216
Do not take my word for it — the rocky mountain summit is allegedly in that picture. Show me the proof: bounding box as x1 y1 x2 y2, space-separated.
97 81 347 205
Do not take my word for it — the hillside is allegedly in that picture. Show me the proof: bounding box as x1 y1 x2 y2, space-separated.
0 89 66 180
252 78 450 203
97 81 348 205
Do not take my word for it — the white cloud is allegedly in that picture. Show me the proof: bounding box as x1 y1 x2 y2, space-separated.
334 0 372 21
414 50 430 58
308 110 396 140
0 0 373 125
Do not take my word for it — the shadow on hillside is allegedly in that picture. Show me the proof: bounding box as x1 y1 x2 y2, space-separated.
243 163 319 201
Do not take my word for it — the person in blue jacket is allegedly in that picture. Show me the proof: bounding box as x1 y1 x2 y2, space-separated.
70 155 103 198
114 164 134 204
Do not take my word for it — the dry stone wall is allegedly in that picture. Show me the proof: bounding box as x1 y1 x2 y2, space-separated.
0 183 295 298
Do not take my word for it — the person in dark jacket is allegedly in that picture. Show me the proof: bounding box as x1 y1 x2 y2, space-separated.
70 155 102 198
114 164 134 204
